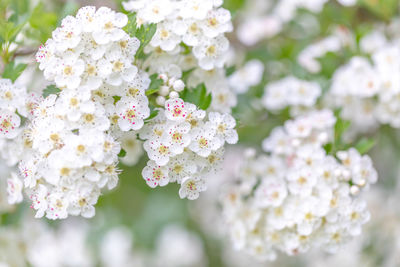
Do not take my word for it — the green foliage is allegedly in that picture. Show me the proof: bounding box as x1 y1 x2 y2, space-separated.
145 73 163 96
334 115 351 146
42 84 61 98
223 0 245 15
2 61 27 82
355 138 376 154
181 83 212 110
28 3 58 43
359 0 399 20
145 108 159 122
118 149 127 158
0 19 27 44
124 13 157 59
113 95 122 104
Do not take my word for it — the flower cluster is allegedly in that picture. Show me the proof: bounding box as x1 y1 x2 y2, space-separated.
0 79 38 207
140 97 238 200
236 0 356 46
15 6 150 220
262 76 321 113
0 79 33 164
221 110 377 261
298 26 354 73
228 60 264 94
123 0 233 70
328 30 400 132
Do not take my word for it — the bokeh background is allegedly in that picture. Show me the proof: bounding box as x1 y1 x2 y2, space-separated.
1 0 400 266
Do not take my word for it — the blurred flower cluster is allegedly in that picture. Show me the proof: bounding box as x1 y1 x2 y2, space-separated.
1 0 400 266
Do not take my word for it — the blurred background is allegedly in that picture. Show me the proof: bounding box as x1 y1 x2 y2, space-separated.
1 0 400 266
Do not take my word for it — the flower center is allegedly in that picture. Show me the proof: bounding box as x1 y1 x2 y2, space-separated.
198 138 208 148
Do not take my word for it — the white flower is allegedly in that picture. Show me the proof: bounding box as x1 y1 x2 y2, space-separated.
164 98 188 122
193 36 229 70
46 191 69 220
115 96 150 131
199 8 232 38
150 21 181 51
143 138 173 166
254 178 287 208
167 153 197 183
179 176 206 200
286 167 317 196
161 121 192 154
229 60 264 94
142 160 169 188
7 172 23 204
92 7 128 44
0 109 21 139
208 112 238 144
54 56 85 90
179 0 213 20
189 123 221 157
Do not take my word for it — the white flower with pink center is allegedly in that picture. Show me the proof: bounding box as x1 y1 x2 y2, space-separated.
142 160 169 188
0 109 21 139
165 98 188 122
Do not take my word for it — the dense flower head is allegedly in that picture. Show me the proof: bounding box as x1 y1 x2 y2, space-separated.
123 0 233 70
221 110 377 261
325 21 400 134
14 6 151 220
36 6 139 90
262 76 321 113
140 97 238 199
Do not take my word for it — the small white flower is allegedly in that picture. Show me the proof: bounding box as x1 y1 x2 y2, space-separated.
142 160 169 188
116 96 150 131
179 176 206 200
7 172 23 204
164 98 188 122
0 109 21 139
208 112 238 144
189 123 221 157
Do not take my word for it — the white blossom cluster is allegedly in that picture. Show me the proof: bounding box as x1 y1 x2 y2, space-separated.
298 26 354 73
13 6 151 220
0 79 34 165
328 30 400 132
262 76 321 112
122 0 233 70
228 60 265 94
237 0 356 46
142 48 238 113
221 110 377 261
140 97 238 200
0 79 38 207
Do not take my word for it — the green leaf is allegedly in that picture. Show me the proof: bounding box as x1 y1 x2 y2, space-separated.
135 23 157 59
113 95 122 104
355 138 376 155
223 0 245 15
181 83 212 110
146 73 163 96
359 0 399 20
123 12 157 59
334 114 351 145
124 13 137 36
118 149 127 158
2 61 27 82
0 19 27 44
181 68 195 83
225 66 236 77
145 108 159 122
323 143 333 155
29 3 58 43
42 85 61 98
